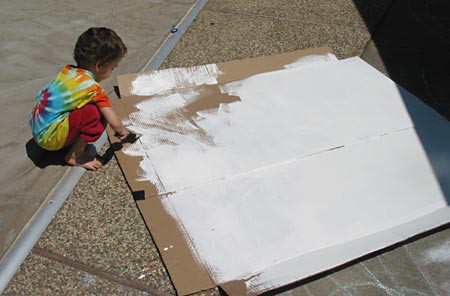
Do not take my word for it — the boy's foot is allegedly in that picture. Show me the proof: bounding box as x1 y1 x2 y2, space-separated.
65 137 102 170
65 147 103 170
66 156 102 170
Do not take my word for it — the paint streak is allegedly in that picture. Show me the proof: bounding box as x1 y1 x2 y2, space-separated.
122 88 240 186
284 53 338 69
130 64 222 96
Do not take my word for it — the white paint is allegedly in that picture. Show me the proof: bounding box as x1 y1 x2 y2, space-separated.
121 57 449 293
121 118 133 126
130 64 222 96
138 274 146 279
123 90 202 188
284 53 338 69
132 93 186 120
162 129 446 285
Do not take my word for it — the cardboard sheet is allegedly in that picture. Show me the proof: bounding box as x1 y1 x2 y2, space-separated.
109 50 450 295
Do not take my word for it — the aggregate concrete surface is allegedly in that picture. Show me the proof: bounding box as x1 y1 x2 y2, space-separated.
4 0 450 295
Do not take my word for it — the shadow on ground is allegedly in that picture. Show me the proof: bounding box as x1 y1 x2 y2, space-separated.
25 139 120 168
25 139 69 168
356 0 450 118
97 142 124 165
354 0 450 205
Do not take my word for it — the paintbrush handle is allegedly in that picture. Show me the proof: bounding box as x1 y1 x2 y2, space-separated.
114 131 139 143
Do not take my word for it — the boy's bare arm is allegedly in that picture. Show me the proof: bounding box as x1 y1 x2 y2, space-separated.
99 107 129 140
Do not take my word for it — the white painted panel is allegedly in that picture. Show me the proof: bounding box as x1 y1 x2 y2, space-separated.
162 129 447 286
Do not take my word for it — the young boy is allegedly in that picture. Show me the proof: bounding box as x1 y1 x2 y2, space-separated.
30 27 129 170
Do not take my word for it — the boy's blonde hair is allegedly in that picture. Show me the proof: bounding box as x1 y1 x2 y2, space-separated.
74 27 127 69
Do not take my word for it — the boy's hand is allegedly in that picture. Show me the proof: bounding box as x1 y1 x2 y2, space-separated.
115 128 130 141
99 107 130 141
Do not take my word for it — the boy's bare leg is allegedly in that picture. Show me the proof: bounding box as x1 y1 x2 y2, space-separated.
65 136 102 170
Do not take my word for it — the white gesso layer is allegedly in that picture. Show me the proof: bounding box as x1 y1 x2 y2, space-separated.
160 129 446 285
130 64 222 96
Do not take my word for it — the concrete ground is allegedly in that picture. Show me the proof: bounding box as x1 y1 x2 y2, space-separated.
4 0 450 295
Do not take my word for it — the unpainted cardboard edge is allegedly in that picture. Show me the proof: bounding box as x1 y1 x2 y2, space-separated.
215 46 333 84
116 46 334 97
136 196 216 295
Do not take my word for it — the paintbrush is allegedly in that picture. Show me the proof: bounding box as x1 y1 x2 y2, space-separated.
114 126 143 144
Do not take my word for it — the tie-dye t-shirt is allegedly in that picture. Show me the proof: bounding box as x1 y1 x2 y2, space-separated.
29 65 111 151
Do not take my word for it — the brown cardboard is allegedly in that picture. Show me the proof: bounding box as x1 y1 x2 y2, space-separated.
117 47 333 98
109 48 335 295
136 195 216 294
